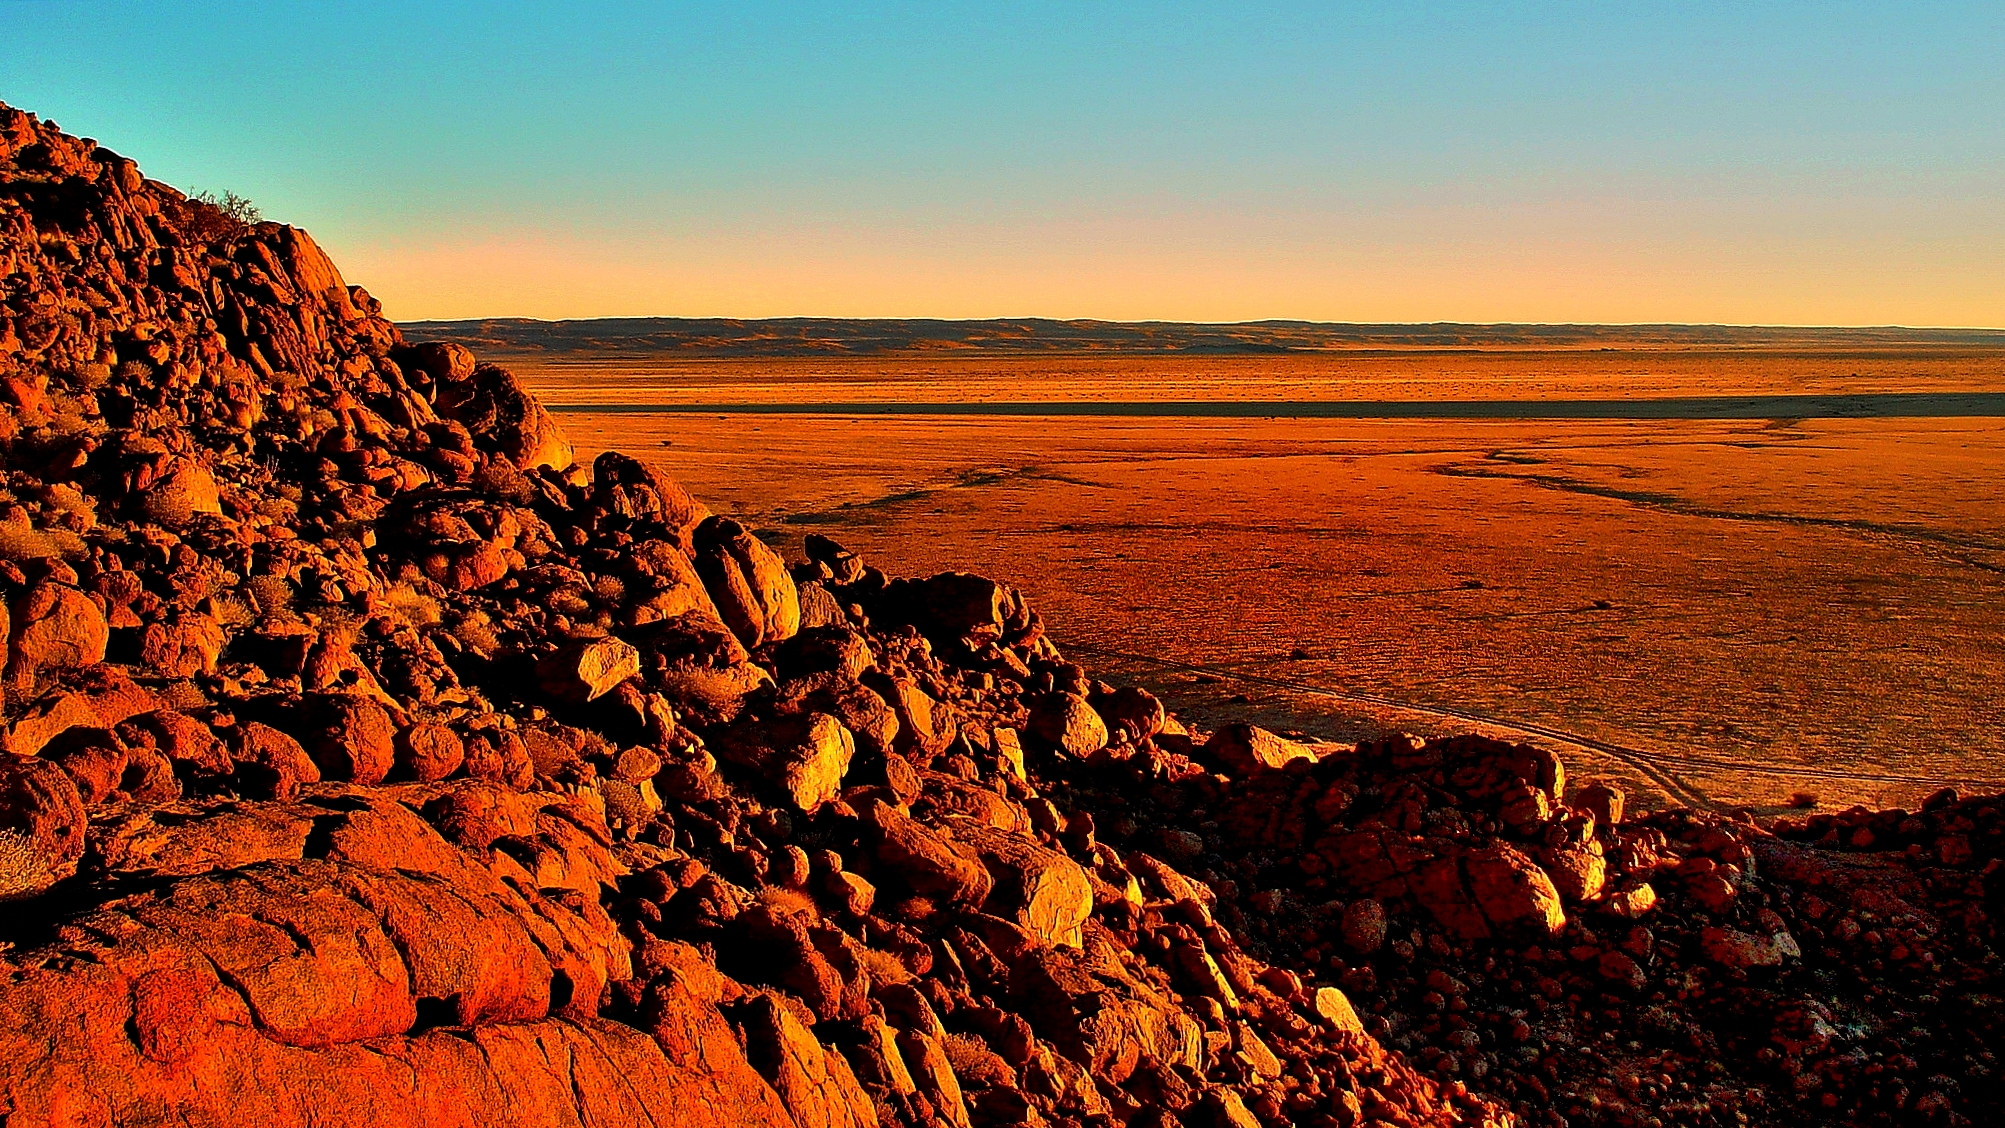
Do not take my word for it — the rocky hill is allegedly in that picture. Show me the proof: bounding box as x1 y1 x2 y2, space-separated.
0 101 1997 1128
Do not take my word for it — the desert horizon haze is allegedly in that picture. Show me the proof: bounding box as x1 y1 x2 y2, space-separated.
4 1 2003 325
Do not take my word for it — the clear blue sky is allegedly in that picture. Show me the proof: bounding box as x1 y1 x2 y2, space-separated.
4 1 2001 324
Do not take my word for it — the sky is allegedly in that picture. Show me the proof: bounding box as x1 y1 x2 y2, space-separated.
3 1 2003 326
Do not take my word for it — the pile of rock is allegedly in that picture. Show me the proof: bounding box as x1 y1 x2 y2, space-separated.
0 102 1994 1128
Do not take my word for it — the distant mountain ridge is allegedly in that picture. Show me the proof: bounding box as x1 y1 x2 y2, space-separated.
400 316 2005 358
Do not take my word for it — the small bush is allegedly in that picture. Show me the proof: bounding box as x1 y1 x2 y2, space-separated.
171 188 263 243
1788 791 1820 809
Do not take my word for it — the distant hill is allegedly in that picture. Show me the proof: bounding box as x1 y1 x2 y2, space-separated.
399 316 2005 357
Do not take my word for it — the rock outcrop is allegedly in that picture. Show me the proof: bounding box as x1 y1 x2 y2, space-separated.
0 101 1996 1128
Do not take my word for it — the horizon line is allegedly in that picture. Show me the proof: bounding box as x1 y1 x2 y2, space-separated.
399 314 2005 333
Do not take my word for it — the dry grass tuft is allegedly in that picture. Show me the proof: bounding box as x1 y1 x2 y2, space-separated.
755 885 821 920
243 574 294 616
0 523 83 562
383 581 442 629
856 947 912 986
450 609 501 656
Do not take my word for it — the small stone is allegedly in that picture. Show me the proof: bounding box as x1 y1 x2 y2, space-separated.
1342 898 1388 953
1312 986 1365 1035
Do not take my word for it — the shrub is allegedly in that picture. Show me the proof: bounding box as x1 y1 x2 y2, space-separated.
169 188 263 243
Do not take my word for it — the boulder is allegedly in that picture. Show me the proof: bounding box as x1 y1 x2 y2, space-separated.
775 678 900 759
1312 986 1366 1036
863 800 993 906
629 610 771 721
716 712 855 811
590 452 713 553
1700 925 1799 969
1539 841 1608 903
1027 692 1107 758
878 675 956 760
134 456 223 524
4 669 163 757
693 516 800 650
7 581 108 685
1341 898 1388 953
434 362 574 471
1576 781 1625 827
535 636 640 703
227 721 321 800
1095 685 1165 744
739 993 880 1128
138 610 227 677
0 753 86 897
395 722 466 782
956 822 1094 948
289 694 396 786
1205 723 1315 776
897 1027 970 1128
889 571 1011 654
42 726 130 804
1462 843 1568 940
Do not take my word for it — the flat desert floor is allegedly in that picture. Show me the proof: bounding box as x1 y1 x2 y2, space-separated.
517 351 2005 814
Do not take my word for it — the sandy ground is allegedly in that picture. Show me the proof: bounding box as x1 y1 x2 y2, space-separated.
537 354 2005 815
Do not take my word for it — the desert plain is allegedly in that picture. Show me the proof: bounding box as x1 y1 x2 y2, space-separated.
487 348 2005 815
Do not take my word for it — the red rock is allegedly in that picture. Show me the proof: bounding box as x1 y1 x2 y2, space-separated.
133 456 223 524
1205 723 1315 776
1700 925 1794 969
716 712 856 812
434 362 575 471
228 721 321 800
1539 841 1608 903
955 822 1094 947
863 799 993 907
879 675 957 759
1313 986 1366 1035
395 721 465 782
897 1027 970 1128
535 636 640 704
693 516 800 649
292 694 396 785
1342 898 1388 953
117 710 231 779
741 993 880 1128
0 753 86 897
3 667 163 757
1028 692 1107 758
6 581 108 685
1462 843 1568 939
42 726 130 804
1576 780 1625 826
138 610 227 677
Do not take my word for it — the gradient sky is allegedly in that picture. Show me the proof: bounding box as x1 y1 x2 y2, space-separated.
4 1 2002 325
